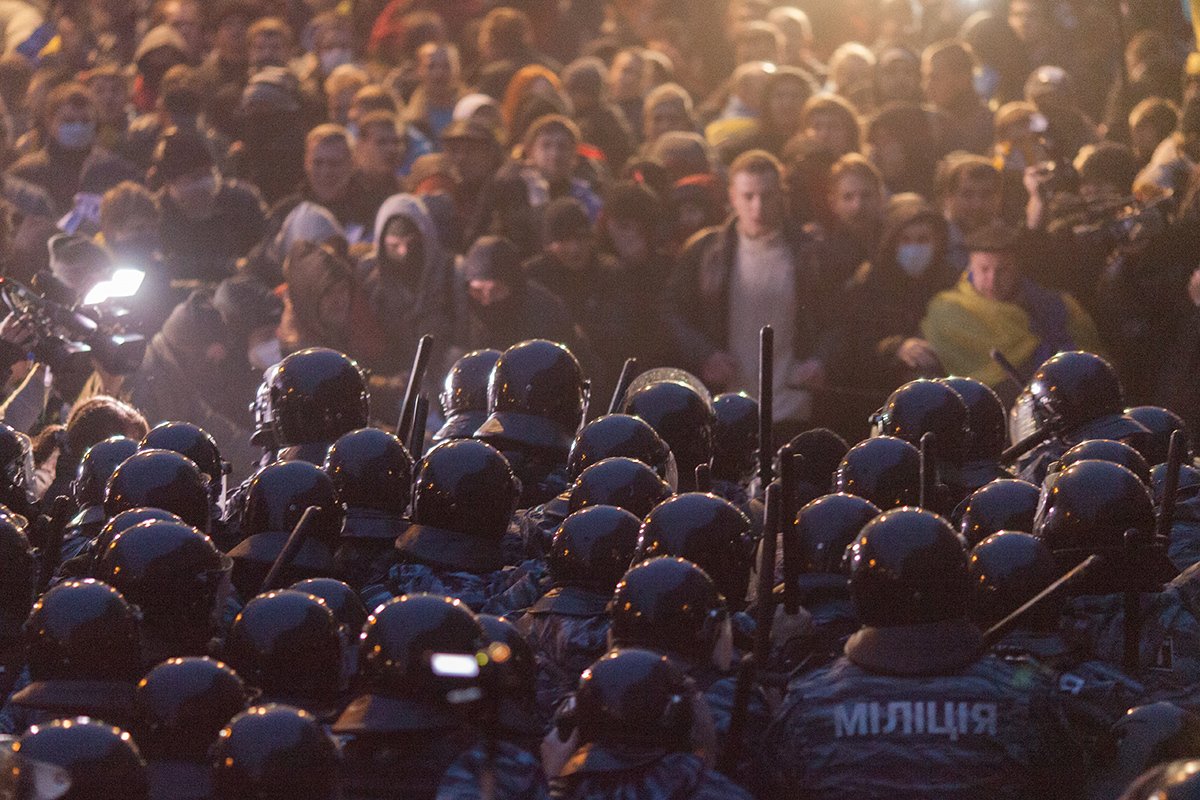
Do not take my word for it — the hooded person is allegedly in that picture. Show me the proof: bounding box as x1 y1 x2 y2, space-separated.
452 235 576 353
247 200 345 287
123 290 262 479
831 192 959 434
359 193 453 381
279 239 386 370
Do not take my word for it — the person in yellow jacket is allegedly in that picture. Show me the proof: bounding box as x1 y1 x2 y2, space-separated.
921 221 1103 401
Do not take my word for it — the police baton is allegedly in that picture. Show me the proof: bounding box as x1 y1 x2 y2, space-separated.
754 481 781 668
607 357 638 415
1001 424 1056 464
990 348 1030 389
982 553 1101 648
918 431 935 510
780 452 804 615
1154 429 1186 543
259 505 321 594
408 395 429 458
397 334 434 442
758 326 774 488
717 652 756 776
35 495 73 592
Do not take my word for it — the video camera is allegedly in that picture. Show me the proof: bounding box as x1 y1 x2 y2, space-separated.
0 270 147 375
1069 192 1174 250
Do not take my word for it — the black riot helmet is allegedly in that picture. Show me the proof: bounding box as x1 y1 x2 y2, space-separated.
104 449 211 532
475 339 587 456
636 492 754 608
795 493 881 579
290 578 368 634
13 717 148 800
324 427 412 516
1093 704 1200 800
25 579 141 683
434 348 501 443
871 379 970 469
711 392 758 484
567 457 673 518
567 414 674 484
95 520 228 646
846 508 969 628
834 436 922 509
251 364 280 451
334 593 484 735
269 347 369 448
610 557 726 661
0 421 30 515
623 379 713 491
573 648 694 754
223 590 345 701
1029 351 1146 440
476 614 541 736
548 506 643 590
0 514 35 639
133 656 250 761
1126 406 1191 466
1118 760 1200 800
140 422 226 487
72 436 139 509
1152 463 1200 506
939 376 1011 487
212 704 341 800
1033 460 1165 581
240 460 342 542
967 531 1060 630
959 479 1040 546
1059 439 1151 485
89 508 183 573
779 428 851 498
396 440 518 574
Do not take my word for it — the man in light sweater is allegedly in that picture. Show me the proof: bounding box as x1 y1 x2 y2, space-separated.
665 150 834 435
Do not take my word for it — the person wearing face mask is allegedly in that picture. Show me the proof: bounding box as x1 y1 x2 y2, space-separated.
453 235 576 355
832 193 958 431
922 222 1101 402
358 193 453 381
153 126 268 282
7 81 140 215
123 288 268 481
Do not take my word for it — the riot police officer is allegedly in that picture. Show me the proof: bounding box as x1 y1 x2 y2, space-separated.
1035 460 1200 691
939 376 1014 491
0 514 34 699
546 648 752 799
5 579 142 731
834 436 922 510
1125 406 1190 466
141 421 230 522
269 347 370 465
635 493 753 610
871 379 970 503
1058 439 1152 485
475 339 588 507
710 392 758 504
212 704 341 800
105 449 211 533
763 508 1082 799
777 427 851 511
512 414 673 563
60 436 138 565
516 506 642 717
622 374 714 494
1086 702 1200 800
324 427 413 589
362 439 530 614
433 349 501 444
132 656 251 800
0 421 34 520
332 593 484 800
94 519 231 665
1118 760 1200 800
959 479 1041 545
788 493 880 668
9 716 149 800
222 589 348 720
226 460 344 599
1017 351 1149 484
436 614 549 800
